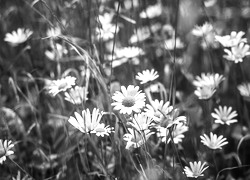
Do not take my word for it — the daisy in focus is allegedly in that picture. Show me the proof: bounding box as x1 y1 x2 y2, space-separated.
123 128 154 149
0 139 14 164
215 31 247 47
68 108 112 137
136 69 159 84
127 113 154 131
223 43 250 63
4 28 33 46
158 123 188 144
144 99 173 122
237 83 250 99
45 76 76 96
184 161 208 178
211 106 238 125
64 86 88 105
200 132 228 150
112 85 146 115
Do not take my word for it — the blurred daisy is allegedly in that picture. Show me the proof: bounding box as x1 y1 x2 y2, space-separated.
4 28 33 46
194 86 216 100
165 37 185 50
215 31 247 47
45 43 68 61
46 27 61 38
64 86 88 105
159 108 187 128
144 99 173 122
129 27 151 43
116 47 144 59
140 3 162 19
193 73 224 88
123 128 154 149
237 83 250 98
136 69 159 84
223 43 250 63
204 0 217 7
200 132 228 150
184 161 208 178
0 140 14 164
112 85 146 114
192 22 213 37
127 113 154 131
158 123 188 144
68 108 111 136
211 106 238 125
45 76 76 96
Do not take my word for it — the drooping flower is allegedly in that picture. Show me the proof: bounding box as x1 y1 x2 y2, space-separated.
4 28 33 46
64 86 88 105
193 73 225 88
68 108 112 137
45 76 76 96
211 106 238 125
0 140 14 164
144 99 173 123
237 82 250 98
127 113 154 131
123 128 154 149
158 123 188 144
184 161 208 178
200 132 228 150
139 3 162 19
136 69 159 84
215 31 247 47
112 85 146 115
223 43 250 63
194 86 216 100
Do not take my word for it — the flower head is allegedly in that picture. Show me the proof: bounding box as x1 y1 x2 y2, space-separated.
211 106 238 125
184 161 208 178
192 22 213 37
139 4 162 19
64 86 88 105
0 140 14 164
123 128 154 149
4 28 33 46
45 43 68 61
194 86 216 100
127 113 154 131
193 73 225 88
136 69 159 84
215 31 247 47
46 27 61 38
144 99 173 123
45 76 76 96
238 83 250 99
158 123 188 144
116 47 144 59
200 132 228 150
223 43 250 63
164 37 184 50
112 85 146 114
68 108 112 136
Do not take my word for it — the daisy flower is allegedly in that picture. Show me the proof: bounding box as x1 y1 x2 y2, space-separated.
164 37 185 50
194 86 216 100
0 140 14 164
184 161 208 178
223 43 250 63
139 3 162 19
45 76 76 96
200 132 228 150
45 43 68 61
211 106 238 125
204 0 217 7
192 22 213 37
215 31 247 47
158 123 188 144
64 86 88 105
144 99 173 122
116 47 144 59
129 27 151 44
193 73 225 88
127 113 154 131
136 69 159 84
46 27 61 38
68 108 111 137
123 128 154 149
4 28 33 46
112 85 146 115
237 82 250 98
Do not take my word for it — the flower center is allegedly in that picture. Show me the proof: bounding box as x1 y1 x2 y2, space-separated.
122 96 135 107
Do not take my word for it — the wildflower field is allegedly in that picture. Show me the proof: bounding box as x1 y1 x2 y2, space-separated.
1 0 250 179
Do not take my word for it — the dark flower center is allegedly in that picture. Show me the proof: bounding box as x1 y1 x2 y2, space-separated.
122 96 135 107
